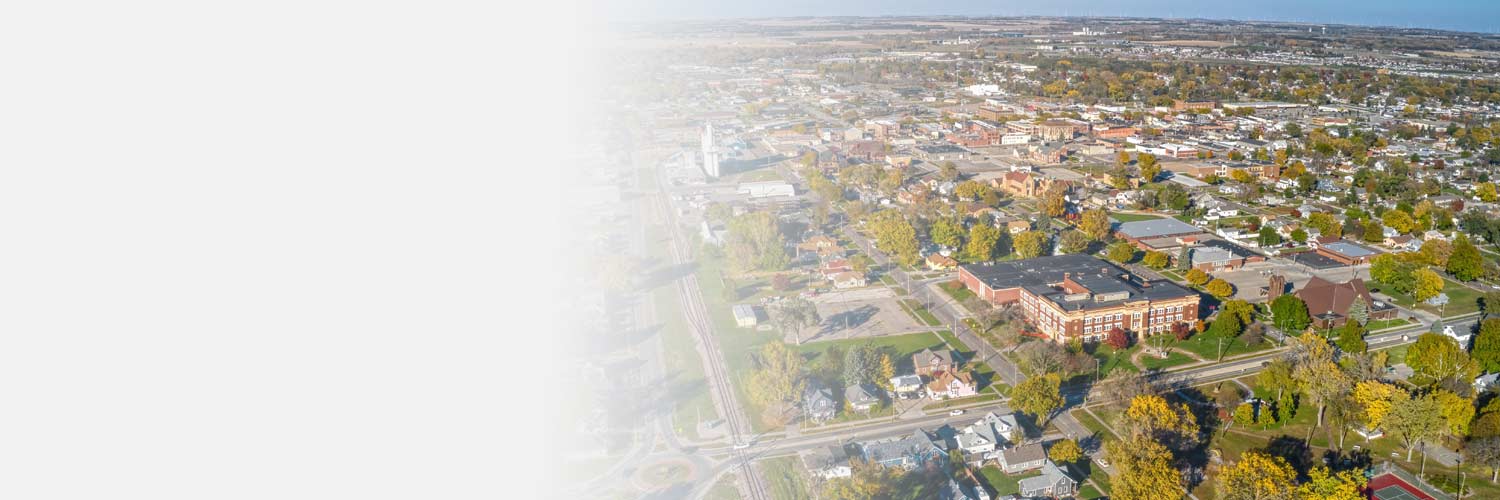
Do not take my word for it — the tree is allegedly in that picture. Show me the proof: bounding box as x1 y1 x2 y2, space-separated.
955 180 999 207
1208 312 1243 340
1122 394 1198 448
1383 209 1417 234
1474 318 1500 373
1143 250 1169 269
1467 436 1500 482
1480 182 1499 203
1041 189 1068 217
1293 333 1352 431
842 343 879 388
1433 389 1474 439
868 210 920 267
929 217 965 249
1307 212 1342 238
1048 438 1083 464
1080 209 1112 241
1363 219 1385 243
1058 230 1090 254
726 212 790 273
1216 451 1296 500
820 458 898 499
1221 300 1255 326
1011 373 1063 427
965 224 1002 262
774 297 822 345
747 342 806 411
1107 241 1136 263
1013 231 1048 259
1352 380 1407 432
1271 294 1312 332
1407 333 1479 384
1449 234 1484 281
1185 268 1210 286
1233 403 1256 427
1177 245 1193 271
877 354 895 390
938 160 959 181
1258 226 1282 247
1336 320 1367 354
1346 296 1369 326
1105 327 1130 349
1297 466 1367 500
1290 228 1308 243
1106 435 1183 500
1419 239 1453 267
1413 268 1444 303
1205 278 1235 298
1385 393 1445 461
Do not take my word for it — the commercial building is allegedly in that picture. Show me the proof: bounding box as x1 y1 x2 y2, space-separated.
1315 241 1379 266
1115 218 1205 247
957 255 1200 343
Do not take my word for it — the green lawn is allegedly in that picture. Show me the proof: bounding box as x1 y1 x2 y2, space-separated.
1138 350 1196 370
1171 330 1270 361
901 299 943 326
1374 277 1481 317
939 280 976 302
1157 269 1185 281
795 331 947 373
692 253 789 432
704 475 740 500
644 224 719 438
760 456 810 500
978 465 1042 497
1365 318 1412 331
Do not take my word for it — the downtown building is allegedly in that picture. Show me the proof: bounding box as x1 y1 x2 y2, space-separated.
957 254 1200 343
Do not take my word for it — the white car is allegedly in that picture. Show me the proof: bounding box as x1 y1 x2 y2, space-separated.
949 409 964 416
1096 457 1110 469
732 442 751 450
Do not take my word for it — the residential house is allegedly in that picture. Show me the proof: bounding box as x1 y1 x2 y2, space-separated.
832 271 867 289
845 384 881 412
1018 460 1077 498
803 384 837 424
927 370 977 400
802 445 852 479
820 259 853 278
890 374 925 399
927 253 959 271
941 478 992 500
913 349 956 376
859 429 948 470
998 443 1047 474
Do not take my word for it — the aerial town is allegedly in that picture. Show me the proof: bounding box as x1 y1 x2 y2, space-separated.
564 16 1500 500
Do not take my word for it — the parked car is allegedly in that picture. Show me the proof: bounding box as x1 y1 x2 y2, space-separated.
1095 457 1110 469
948 409 964 416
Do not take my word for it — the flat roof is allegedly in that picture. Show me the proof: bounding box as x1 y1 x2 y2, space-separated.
1322 241 1377 257
1117 218 1204 239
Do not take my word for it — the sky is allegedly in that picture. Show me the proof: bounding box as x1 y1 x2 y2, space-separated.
597 0 1500 34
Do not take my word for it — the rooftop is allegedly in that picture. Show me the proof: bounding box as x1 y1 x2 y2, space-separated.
1117 218 1204 239
1321 241 1377 257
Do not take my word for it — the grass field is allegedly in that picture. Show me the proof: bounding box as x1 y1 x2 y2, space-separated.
978 465 1042 497
1111 212 1165 222
900 299 943 326
1365 318 1412 331
939 280 976 302
760 456 810 500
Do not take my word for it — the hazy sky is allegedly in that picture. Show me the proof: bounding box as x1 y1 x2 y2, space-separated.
600 0 1500 34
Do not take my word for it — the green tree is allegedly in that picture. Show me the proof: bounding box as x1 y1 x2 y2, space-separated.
1271 294 1312 332
1185 268 1209 286
1336 320 1367 354
868 210 920 267
1383 209 1417 234
965 224 1002 262
1407 332 1480 384
1014 231 1048 259
1363 219 1385 244
1107 241 1137 263
747 342 806 411
1011 373 1063 427
1142 250 1169 269
929 217 965 249
1347 296 1369 326
774 297 822 345
726 212 790 273
1058 230 1090 254
1474 318 1500 373
938 160 959 181
1290 228 1308 243
1449 234 1484 281
1233 403 1256 427
1258 226 1282 247
1385 393 1445 461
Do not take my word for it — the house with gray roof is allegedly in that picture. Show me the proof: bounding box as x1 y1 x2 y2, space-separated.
1018 460 1076 498
859 429 947 470
998 443 1046 474
802 445 852 479
941 478 992 500
845 384 880 412
803 384 837 424
1116 218 1204 245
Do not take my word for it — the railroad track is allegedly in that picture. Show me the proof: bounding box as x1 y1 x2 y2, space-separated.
652 170 769 500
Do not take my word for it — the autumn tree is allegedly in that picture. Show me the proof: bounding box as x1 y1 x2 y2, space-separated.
965 224 1002 262
726 211 790 273
1106 435 1183 500
1473 318 1500 373
1080 209 1112 241
1107 241 1137 263
1413 268 1444 303
1205 278 1235 298
747 342 806 416
1293 333 1352 433
1122 394 1199 449
1448 234 1484 281
1013 230 1048 259
868 210 920 267
1011 373 1064 427
1058 230 1090 254
1142 250 1169 269
929 217 965 249
1407 332 1480 386
1385 393 1445 461
1185 268 1210 286
1296 465 1367 500
1215 451 1296 500
1351 380 1407 433
1048 438 1083 464
1041 189 1069 218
